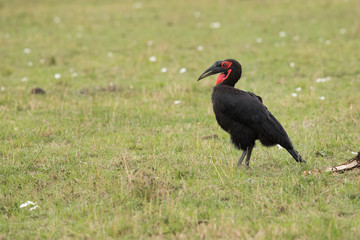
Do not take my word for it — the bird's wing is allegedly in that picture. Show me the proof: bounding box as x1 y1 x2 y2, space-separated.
214 87 290 143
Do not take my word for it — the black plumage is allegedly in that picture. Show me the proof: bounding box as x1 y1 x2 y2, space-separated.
198 59 304 166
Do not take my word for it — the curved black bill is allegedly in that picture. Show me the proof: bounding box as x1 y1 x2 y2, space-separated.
197 62 225 81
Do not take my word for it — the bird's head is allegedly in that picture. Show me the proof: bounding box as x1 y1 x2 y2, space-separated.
197 59 242 86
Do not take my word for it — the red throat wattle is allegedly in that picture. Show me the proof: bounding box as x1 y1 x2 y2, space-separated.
216 69 232 85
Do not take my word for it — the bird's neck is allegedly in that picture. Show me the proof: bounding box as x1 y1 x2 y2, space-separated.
216 71 241 87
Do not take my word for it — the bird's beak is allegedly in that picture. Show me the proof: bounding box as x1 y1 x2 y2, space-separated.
197 62 225 81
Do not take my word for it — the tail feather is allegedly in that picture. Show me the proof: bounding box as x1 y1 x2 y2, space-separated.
286 148 305 163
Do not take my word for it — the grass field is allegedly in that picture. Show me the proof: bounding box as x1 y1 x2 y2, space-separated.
1 0 360 239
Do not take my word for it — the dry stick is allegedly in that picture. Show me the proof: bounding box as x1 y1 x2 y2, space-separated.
304 151 360 175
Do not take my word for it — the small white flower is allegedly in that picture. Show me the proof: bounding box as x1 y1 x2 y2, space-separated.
316 77 331 83
23 48 31 54
40 58 45 64
289 62 295 68
54 17 61 23
293 35 300 41
21 77 28 82
179 68 186 74
28 61 33 67
174 100 181 104
197 45 204 51
210 22 221 29
194 11 201 18
339 28 346 34
1 86 5 91
30 206 39 211
279 31 286 37
291 93 298 97
161 67 167 73
20 201 35 208
147 40 153 46
72 72 78 77
107 52 113 57
318 96 325 100
256 37 263 43
54 73 61 79
14 127 18 131
149 56 157 62
295 87 302 92
325 40 331 45
309 86 314 90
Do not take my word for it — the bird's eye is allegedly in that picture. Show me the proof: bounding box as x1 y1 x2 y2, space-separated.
222 63 227 68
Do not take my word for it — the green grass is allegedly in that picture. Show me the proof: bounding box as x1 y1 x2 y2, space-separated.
1 0 360 239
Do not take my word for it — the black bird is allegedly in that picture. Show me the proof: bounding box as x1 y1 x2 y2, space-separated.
198 59 304 166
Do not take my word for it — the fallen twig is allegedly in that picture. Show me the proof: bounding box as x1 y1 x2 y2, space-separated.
304 151 360 175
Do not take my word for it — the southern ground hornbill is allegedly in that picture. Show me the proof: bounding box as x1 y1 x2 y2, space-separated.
198 59 305 167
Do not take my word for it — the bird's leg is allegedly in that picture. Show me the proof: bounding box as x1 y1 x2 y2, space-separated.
245 145 254 167
237 150 247 167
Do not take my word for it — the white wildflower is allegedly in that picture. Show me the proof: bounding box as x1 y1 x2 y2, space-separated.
318 96 325 100
54 17 61 24
161 67 167 73
289 62 295 68
23 48 31 54
316 77 331 83
54 73 61 79
256 38 262 43
279 31 286 37
210 22 221 29
21 77 28 82
107 52 113 57
291 93 298 97
20 201 35 208
197 45 204 51
339 28 346 34
295 87 302 92
30 206 39 211
174 100 181 104
149 56 156 62
179 68 186 74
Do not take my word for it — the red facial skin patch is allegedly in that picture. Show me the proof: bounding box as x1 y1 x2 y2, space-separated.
216 69 232 84
221 61 232 69
216 61 233 84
